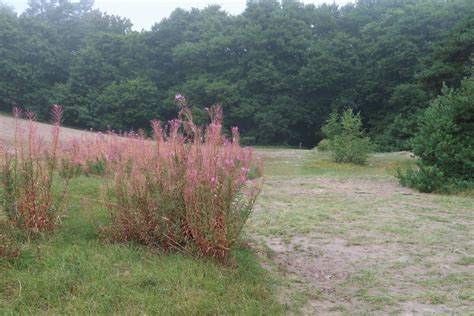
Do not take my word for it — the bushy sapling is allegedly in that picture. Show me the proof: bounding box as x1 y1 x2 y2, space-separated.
321 108 373 164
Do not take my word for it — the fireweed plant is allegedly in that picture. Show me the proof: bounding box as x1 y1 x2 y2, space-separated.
58 131 122 177
0 97 263 260
101 95 263 261
0 106 70 237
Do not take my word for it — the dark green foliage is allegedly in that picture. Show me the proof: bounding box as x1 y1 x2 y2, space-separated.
322 108 373 165
0 0 473 147
95 78 160 131
417 14 474 96
398 74 474 192
374 83 429 151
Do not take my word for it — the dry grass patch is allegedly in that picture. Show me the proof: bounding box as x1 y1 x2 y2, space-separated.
248 148 474 314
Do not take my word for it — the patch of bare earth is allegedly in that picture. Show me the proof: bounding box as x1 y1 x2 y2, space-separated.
314 178 416 198
265 235 385 313
0 114 91 146
251 169 474 314
263 234 471 314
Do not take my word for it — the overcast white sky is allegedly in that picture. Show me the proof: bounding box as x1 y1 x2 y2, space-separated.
5 0 354 30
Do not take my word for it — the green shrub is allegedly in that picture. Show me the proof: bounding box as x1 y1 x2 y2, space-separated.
375 111 422 152
397 74 474 193
397 165 448 193
321 108 373 164
317 139 330 151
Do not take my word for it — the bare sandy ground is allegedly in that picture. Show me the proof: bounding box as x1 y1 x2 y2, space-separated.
0 113 90 146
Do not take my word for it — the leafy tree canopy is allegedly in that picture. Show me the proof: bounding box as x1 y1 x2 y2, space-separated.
0 0 473 148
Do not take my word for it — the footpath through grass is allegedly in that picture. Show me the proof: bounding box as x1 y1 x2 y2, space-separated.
0 176 283 314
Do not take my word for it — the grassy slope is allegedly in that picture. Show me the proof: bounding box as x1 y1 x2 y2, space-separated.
0 176 283 314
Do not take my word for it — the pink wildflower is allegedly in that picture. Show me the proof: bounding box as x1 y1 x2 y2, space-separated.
175 93 186 102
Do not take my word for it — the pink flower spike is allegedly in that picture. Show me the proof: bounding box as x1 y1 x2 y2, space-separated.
175 93 185 102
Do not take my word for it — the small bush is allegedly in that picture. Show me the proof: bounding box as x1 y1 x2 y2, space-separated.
101 99 263 261
397 165 448 193
0 106 70 234
317 139 330 152
321 108 373 164
397 74 474 193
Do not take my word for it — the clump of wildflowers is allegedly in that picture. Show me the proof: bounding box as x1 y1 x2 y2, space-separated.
0 106 70 235
101 95 263 261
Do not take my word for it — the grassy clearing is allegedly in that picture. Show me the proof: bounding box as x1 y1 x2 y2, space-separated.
306 150 416 179
248 149 474 314
0 176 283 314
2 147 473 314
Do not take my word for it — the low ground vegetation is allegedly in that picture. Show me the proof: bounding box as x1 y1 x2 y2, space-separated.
0 175 282 314
250 148 473 313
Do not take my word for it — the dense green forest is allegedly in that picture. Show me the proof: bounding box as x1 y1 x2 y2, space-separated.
0 0 473 148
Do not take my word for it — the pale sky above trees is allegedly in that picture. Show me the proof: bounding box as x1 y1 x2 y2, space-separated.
5 0 353 30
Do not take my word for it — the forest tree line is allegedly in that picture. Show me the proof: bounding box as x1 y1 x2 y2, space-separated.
0 0 473 148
